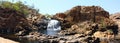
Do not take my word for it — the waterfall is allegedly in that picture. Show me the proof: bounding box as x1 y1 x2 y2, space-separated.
46 19 61 35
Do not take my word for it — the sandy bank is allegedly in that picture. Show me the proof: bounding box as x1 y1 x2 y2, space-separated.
0 37 19 43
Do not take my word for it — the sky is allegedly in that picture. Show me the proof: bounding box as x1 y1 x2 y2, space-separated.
5 0 120 15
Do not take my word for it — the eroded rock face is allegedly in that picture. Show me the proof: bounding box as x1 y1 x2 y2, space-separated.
65 6 109 22
54 6 109 23
110 13 120 22
0 7 44 35
53 13 66 21
110 12 120 41
0 7 30 34
110 13 120 31
53 6 110 30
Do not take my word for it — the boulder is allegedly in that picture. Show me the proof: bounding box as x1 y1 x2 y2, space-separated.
93 31 106 38
93 31 115 39
66 40 78 43
71 24 79 30
59 40 66 43
110 13 120 34
110 13 120 22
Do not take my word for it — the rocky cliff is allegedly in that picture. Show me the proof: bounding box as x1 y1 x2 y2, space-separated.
54 6 109 23
0 7 29 34
0 6 44 35
110 13 120 35
53 6 110 29
48 6 119 43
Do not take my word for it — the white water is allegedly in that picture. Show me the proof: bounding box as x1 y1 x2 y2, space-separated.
47 19 61 35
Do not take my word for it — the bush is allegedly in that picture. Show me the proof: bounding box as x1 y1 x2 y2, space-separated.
0 1 39 17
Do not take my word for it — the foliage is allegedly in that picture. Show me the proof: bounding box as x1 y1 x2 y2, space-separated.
106 29 113 34
99 18 107 28
0 1 39 17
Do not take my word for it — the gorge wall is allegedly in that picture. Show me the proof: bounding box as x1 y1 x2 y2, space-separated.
54 6 109 23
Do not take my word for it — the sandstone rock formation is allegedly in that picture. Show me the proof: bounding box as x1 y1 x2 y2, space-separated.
65 6 109 22
0 6 44 35
0 7 29 34
110 13 120 32
110 12 120 41
53 13 66 21
53 6 110 29
51 6 119 43
54 6 109 23
93 31 114 39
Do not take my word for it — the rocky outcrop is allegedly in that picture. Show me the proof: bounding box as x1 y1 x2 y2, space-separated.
93 31 114 39
110 13 120 31
21 31 100 43
53 13 66 21
53 6 110 29
54 6 109 23
59 21 118 35
0 6 44 35
110 13 120 21
53 7 118 43
110 12 120 41
65 6 109 23
0 7 30 34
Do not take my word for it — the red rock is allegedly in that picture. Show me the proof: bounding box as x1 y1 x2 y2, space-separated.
54 6 109 23
53 13 66 21
67 6 109 22
0 7 44 34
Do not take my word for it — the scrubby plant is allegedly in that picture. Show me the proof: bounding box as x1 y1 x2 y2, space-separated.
106 29 113 35
0 1 39 17
99 18 107 28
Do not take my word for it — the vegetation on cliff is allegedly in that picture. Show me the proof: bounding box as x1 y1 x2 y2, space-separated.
0 1 41 17
0 1 44 35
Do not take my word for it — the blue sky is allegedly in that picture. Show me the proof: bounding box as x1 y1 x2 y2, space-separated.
7 0 120 15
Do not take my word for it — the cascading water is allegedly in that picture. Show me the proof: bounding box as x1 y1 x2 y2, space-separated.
46 19 61 36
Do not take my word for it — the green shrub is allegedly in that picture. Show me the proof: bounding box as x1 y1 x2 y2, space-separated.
0 1 39 17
